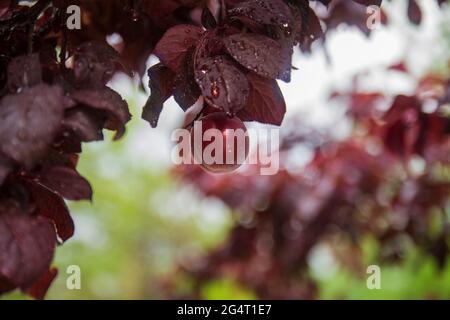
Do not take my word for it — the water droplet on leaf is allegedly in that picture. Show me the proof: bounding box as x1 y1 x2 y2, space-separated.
211 83 220 98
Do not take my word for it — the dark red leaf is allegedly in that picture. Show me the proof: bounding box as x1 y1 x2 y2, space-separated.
37 166 92 201
228 0 294 30
7 53 42 92
201 5 217 30
0 84 64 168
383 95 422 159
352 0 383 6
154 25 203 72
414 113 450 159
332 91 385 119
61 107 105 142
325 0 375 36
407 0 422 25
383 95 421 124
194 55 250 114
295 5 323 52
22 267 58 300
194 30 225 62
73 42 121 87
389 62 408 73
173 50 201 111
26 181 74 242
39 149 79 170
71 86 131 140
237 73 286 125
0 207 56 289
224 33 291 82
142 64 176 128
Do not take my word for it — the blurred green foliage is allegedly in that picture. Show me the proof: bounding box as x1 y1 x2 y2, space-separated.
316 236 450 299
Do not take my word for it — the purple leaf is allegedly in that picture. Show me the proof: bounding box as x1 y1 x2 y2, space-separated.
325 0 381 36
201 5 218 30
61 107 105 142
22 267 58 300
407 0 422 25
7 53 42 92
352 0 382 6
194 30 225 63
26 181 74 242
295 5 323 52
173 49 201 111
0 84 64 168
237 73 286 125
71 87 131 140
154 25 203 72
229 0 294 31
194 55 250 114
73 42 121 87
142 64 176 128
0 207 56 289
37 166 93 201
224 33 291 82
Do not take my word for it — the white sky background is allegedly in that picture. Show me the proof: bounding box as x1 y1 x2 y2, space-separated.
107 0 450 171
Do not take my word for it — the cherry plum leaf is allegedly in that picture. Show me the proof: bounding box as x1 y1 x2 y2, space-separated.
0 84 64 168
201 5 217 30
70 87 131 140
7 53 42 92
73 42 121 87
228 0 294 30
194 55 250 114
36 166 93 201
296 5 323 51
224 33 291 82
142 64 176 128
237 73 286 125
0 208 56 289
352 0 383 6
407 0 422 25
154 25 203 72
173 50 201 111
26 181 74 242
22 267 58 300
61 107 105 142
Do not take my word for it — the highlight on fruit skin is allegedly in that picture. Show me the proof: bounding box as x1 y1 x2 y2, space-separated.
190 112 250 174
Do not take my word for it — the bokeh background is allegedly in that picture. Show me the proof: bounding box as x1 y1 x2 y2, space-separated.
3 0 450 299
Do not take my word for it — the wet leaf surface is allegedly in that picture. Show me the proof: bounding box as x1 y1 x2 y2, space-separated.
195 55 250 114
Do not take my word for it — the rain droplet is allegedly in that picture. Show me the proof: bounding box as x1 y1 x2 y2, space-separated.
211 83 220 98
283 23 292 37
131 10 140 22
200 65 209 74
